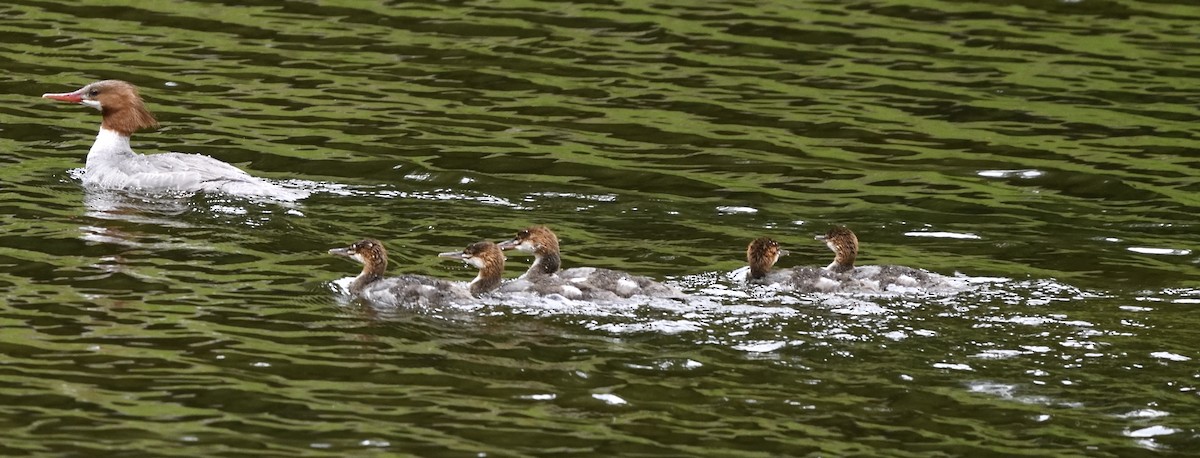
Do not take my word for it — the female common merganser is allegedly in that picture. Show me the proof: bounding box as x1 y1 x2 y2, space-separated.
496 225 680 300
329 238 504 307
42 80 307 201
748 227 953 293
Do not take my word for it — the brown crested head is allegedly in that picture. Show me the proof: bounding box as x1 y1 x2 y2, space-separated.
439 241 505 295
329 238 388 278
496 225 561 276
43 80 158 136
497 225 559 254
463 241 505 267
746 237 788 280
816 226 858 273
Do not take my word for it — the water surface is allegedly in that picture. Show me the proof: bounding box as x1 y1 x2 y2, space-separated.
1 0 1198 455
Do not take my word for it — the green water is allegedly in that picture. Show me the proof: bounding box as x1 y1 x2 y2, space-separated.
1 0 1198 455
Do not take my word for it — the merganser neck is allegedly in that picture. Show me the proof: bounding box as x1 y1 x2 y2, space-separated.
470 261 503 296
87 128 135 166
350 272 383 294
749 264 769 280
826 260 854 273
529 249 561 277
349 244 388 293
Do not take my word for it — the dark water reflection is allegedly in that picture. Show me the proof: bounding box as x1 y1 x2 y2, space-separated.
0 0 1198 455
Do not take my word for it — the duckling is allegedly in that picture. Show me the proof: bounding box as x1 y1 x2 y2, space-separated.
817 226 950 291
748 227 954 293
329 239 504 307
745 236 840 292
497 225 679 300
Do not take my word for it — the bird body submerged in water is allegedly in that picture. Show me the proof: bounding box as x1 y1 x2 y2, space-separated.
329 239 504 307
747 227 954 293
42 80 307 200
497 225 680 300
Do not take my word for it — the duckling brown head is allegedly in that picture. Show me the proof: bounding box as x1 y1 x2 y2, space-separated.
815 226 857 273
496 225 561 276
746 237 788 281
329 238 388 290
439 241 506 296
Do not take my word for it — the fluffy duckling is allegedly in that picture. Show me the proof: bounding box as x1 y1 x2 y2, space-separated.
745 236 840 292
497 225 679 300
749 227 953 293
329 239 504 307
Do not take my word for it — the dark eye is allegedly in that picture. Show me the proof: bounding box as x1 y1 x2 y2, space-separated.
518 230 529 238
88 89 99 97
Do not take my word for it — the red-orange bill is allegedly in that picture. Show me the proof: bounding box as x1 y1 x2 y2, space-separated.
42 90 83 103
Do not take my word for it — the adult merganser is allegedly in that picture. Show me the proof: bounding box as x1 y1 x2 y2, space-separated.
329 238 504 307
748 227 955 293
42 80 307 200
496 225 680 300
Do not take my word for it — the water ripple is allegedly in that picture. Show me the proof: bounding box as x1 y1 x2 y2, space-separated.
1 0 1198 455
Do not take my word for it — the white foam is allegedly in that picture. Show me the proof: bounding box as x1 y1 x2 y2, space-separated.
592 394 628 406
903 231 981 239
977 169 1043 179
716 206 757 214
1128 247 1191 256
933 362 974 371
1150 352 1190 362
734 341 787 353
1125 426 1177 438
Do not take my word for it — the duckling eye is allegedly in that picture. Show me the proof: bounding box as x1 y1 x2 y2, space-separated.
518 230 529 238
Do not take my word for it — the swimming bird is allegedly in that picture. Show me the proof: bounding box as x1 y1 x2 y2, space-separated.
745 236 839 292
42 80 307 200
329 238 504 307
496 225 680 300
748 226 955 293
